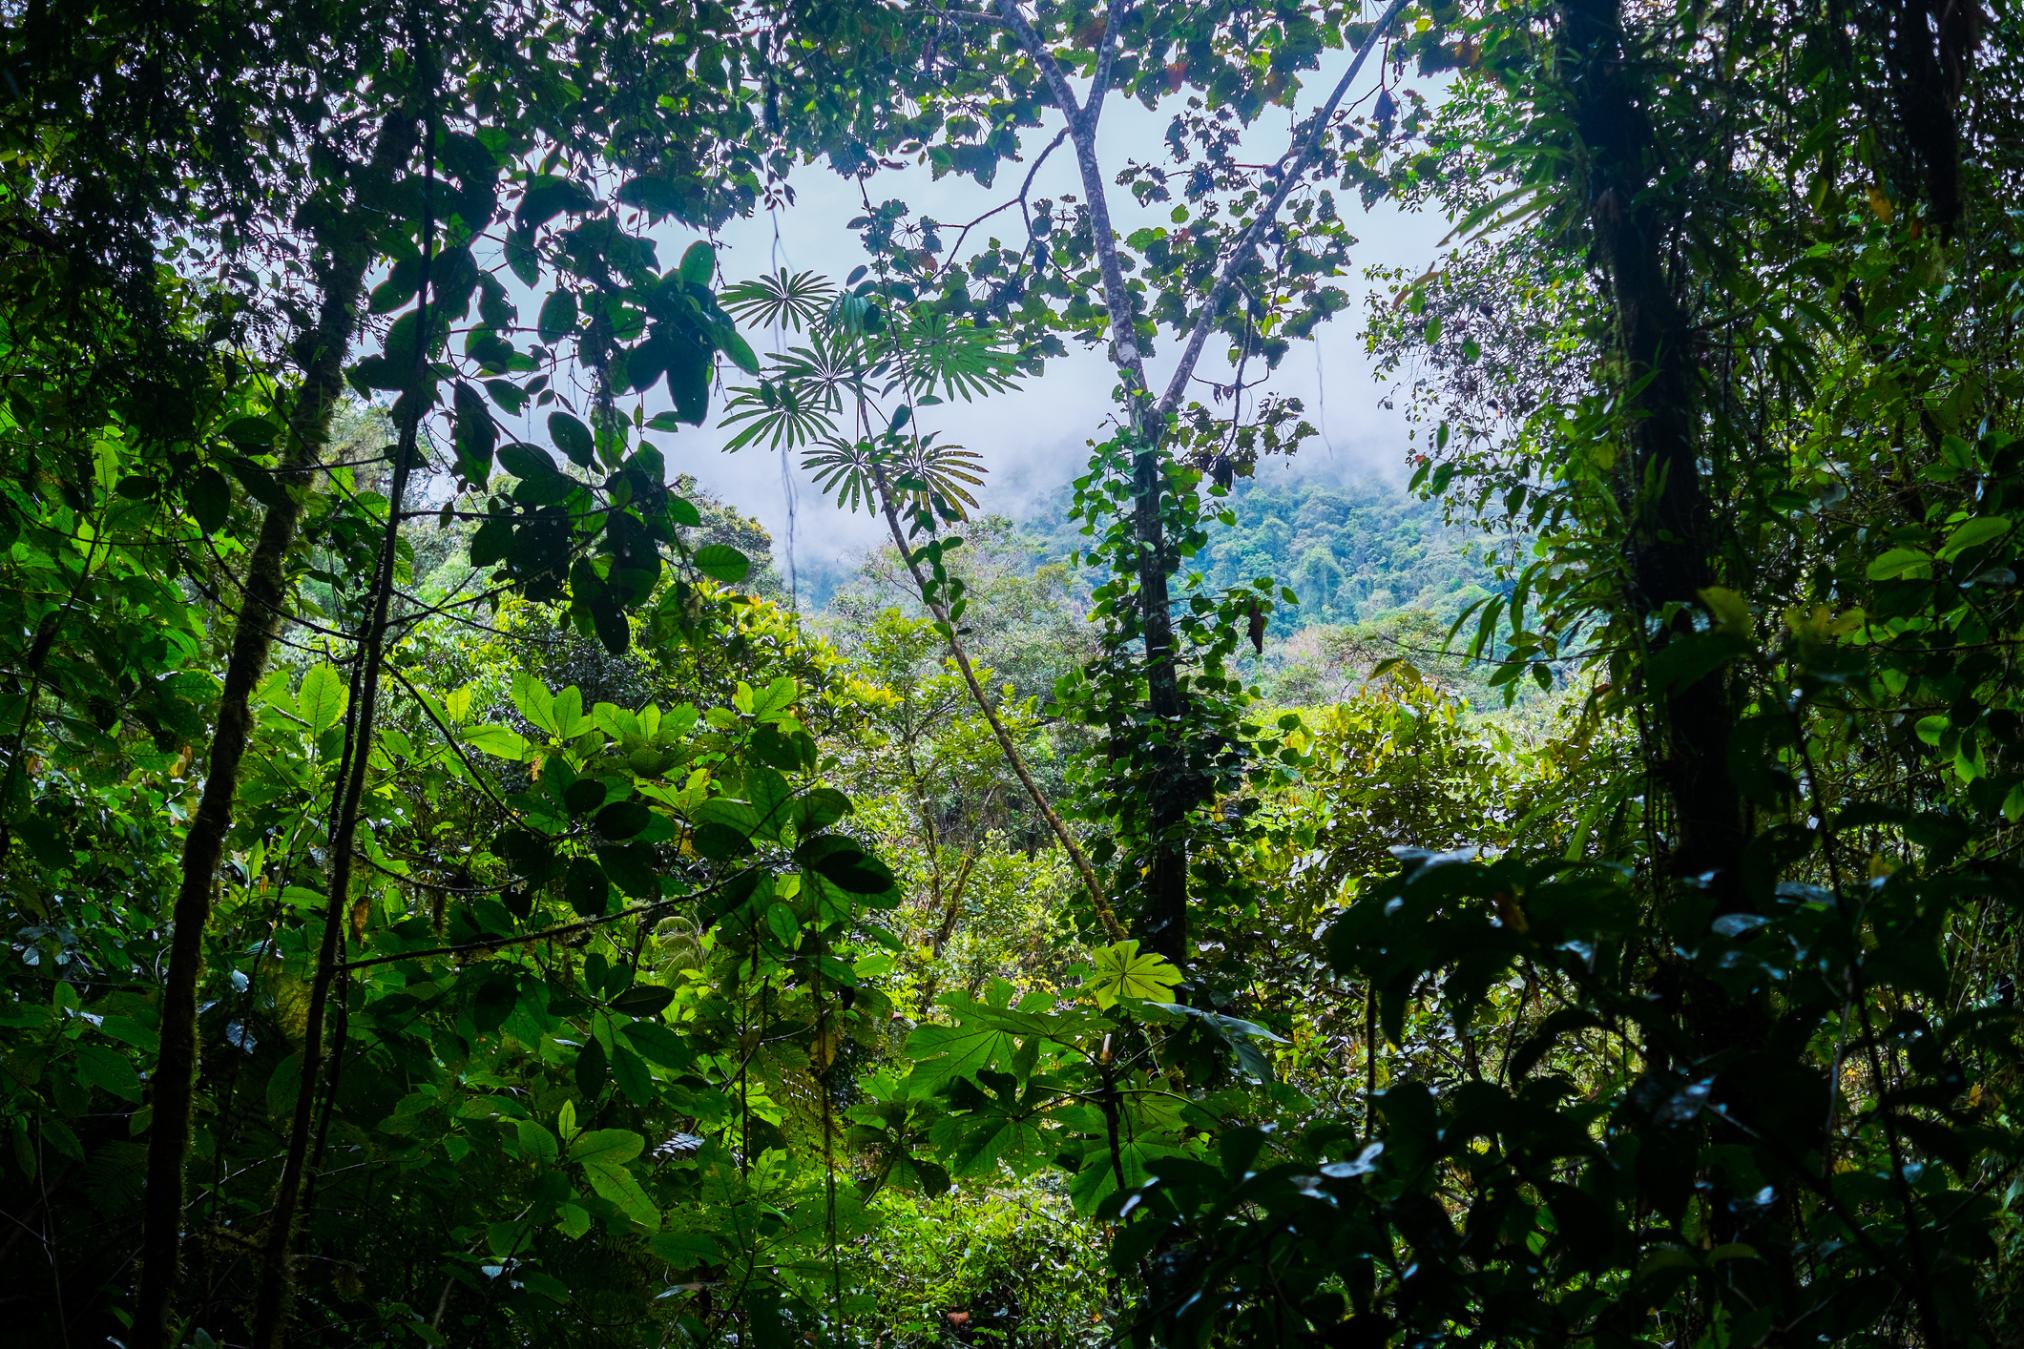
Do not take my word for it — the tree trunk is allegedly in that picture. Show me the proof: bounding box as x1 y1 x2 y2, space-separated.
1558 0 1746 908
132 112 415 1349
1552 0 1795 1326
251 92 435 1344
995 0 1411 970
1059 91 1192 968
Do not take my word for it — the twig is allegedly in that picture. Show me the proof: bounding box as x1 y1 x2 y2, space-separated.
339 868 761 971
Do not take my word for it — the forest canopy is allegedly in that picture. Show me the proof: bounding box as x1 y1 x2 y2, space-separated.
2 0 2021 1346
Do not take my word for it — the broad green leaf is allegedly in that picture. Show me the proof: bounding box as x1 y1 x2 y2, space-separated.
904 996 1019 1090
765 902 800 949
499 442 560 482
929 1074 1052 1177
298 663 347 736
549 411 595 469
551 686 592 739
1068 1138 1184 1216
570 1128 644 1166
73 1043 141 1102
517 174 594 230
1646 629 1749 691
511 673 557 736
1084 940 1183 1010
611 1042 652 1106
537 289 579 343
1141 1002 1285 1080
583 1159 658 1227
1939 515 2012 559
465 724 530 759
621 1019 691 1070
745 676 798 718
1698 585 1752 636
576 1036 608 1098
649 1231 722 1269
454 380 497 485
516 1119 559 1163
98 1015 157 1054
1865 547 1931 581
185 466 230 533
610 983 673 1017
679 241 715 287
692 544 749 584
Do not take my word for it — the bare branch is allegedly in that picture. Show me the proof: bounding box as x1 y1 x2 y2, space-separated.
934 124 1069 276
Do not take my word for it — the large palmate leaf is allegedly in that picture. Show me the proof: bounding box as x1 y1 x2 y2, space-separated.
928 1071 1054 1178
719 268 838 333
802 433 985 520
801 436 881 515
719 330 860 451
904 1010 1018 1092
297 662 348 737
1083 940 1183 1010
889 312 1020 402
893 433 985 520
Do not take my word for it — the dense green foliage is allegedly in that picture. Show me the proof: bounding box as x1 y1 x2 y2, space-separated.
3 0 2022 1346
1037 472 1503 632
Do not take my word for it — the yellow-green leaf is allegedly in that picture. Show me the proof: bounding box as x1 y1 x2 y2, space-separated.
1084 939 1183 1010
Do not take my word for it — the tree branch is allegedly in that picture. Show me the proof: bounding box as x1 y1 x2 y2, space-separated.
1156 0 1414 418
995 0 1087 128
934 125 1069 277
1086 0 1128 131
338 869 763 971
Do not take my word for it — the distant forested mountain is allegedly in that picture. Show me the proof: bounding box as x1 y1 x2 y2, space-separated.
799 468 1532 711
801 468 1507 633
1025 470 1506 632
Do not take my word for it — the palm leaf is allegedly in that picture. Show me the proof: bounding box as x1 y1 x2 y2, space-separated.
720 269 837 333
888 313 1020 403
802 435 881 515
719 330 868 452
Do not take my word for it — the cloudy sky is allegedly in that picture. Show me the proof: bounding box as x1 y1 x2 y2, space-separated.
632 42 1453 576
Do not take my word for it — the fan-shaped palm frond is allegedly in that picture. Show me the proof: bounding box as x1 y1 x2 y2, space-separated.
719 330 867 451
770 328 868 404
800 432 986 522
720 377 837 452
888 313 1020 403
894 434 986 521
801 435 880 515
719 269 837 333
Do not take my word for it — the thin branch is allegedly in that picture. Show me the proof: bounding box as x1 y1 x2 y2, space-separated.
381 662 523 819
1086 0 1128 130
934 125 1070 276
853 181 1126 939
995 0 1087 127
1156 0 1414 418
340 868 763 970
